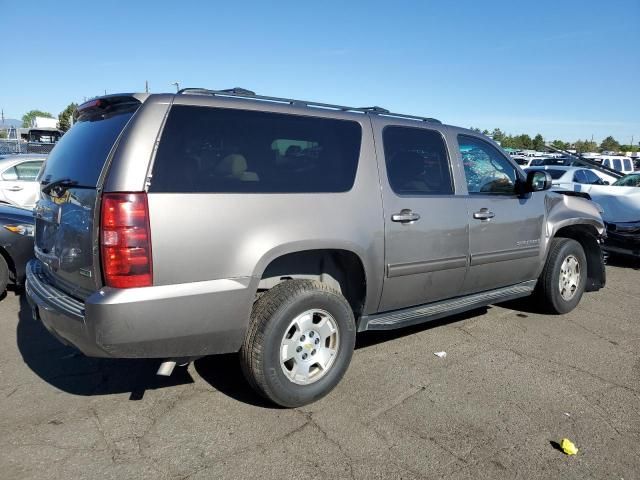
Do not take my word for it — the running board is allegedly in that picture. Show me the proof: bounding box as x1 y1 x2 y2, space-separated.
359 280 537 332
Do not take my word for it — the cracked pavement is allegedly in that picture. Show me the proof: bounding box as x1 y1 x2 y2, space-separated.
1 261 639 479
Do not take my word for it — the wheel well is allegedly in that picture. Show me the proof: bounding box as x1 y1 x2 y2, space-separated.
0 247 16 283
554 225 605 292
258 249 367 316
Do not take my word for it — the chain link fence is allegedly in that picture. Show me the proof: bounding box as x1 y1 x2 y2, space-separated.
0 140 55 155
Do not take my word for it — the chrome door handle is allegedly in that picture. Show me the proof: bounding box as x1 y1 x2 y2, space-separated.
392 209 421 223
7 186 23 191
473 209 495 220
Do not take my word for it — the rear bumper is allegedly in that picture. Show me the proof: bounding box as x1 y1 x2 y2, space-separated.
25 260 254 358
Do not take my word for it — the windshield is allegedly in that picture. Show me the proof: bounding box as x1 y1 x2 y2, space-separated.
613 174 640 187
39 106 136 187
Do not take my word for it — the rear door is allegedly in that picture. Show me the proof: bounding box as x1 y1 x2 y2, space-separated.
456 133 545 294
0 160 42 207
376 120 469 311
34 98 141 299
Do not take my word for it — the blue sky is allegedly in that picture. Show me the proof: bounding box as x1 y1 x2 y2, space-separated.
2 0 638 143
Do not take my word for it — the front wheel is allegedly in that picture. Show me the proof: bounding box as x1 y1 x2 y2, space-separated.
537 238 587 314
240 280 356 407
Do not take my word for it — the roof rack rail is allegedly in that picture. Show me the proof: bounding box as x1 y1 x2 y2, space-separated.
176 87 441 124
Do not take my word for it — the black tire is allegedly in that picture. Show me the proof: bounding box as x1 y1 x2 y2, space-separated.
240 279 356 408
538 238 587 314
0 255 9 297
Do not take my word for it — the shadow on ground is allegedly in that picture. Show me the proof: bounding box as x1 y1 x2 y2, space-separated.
606 253 640 270
16 295 194 400
16 290 525 405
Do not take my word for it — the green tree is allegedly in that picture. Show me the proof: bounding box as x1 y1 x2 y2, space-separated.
619 144 639 153
58 102 78 132
551 139 569 150
0 130 7 139
532 134 545 151
512 134 533 150
600 136 620 152
491 128 506 143
574 140 599 153
22 109 54 128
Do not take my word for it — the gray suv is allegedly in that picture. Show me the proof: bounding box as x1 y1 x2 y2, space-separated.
26 89 606 407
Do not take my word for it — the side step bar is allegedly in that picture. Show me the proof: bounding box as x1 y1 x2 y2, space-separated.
358 280 537 332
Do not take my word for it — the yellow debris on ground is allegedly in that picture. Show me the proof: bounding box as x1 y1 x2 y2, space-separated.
560 438 579 455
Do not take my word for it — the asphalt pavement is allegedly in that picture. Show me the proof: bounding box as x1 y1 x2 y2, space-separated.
1 259 638 479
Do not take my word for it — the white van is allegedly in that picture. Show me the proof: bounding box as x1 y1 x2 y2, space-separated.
599 156 635 175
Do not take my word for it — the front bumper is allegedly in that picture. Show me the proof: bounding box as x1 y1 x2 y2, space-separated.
603 222 640 258
25 259 255 358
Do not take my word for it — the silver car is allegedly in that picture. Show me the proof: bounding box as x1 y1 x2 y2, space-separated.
0 154 46 208
26 90 606 407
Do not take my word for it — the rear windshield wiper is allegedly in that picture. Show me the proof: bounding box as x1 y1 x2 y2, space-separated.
41 178 79 195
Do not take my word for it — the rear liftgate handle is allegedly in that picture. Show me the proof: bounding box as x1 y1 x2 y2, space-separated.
473 208 495 221
392 209 421 224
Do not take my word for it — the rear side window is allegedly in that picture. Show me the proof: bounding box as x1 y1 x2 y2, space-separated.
40 107 136 186
3 161 43 181
612 159 622 171
150 106 362 193
383 126 453 195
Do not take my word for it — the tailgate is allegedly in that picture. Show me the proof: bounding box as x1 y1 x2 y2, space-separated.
34 96 141 300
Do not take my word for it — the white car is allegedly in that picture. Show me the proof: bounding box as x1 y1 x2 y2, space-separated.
524 166 609 191
527 167 640 256
0 155 46 208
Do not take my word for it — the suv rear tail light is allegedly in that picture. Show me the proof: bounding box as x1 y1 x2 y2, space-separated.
100 192 153 288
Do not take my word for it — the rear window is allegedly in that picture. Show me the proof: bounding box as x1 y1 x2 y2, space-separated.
39 107 136 186
528 169 566 180
149 106 362 193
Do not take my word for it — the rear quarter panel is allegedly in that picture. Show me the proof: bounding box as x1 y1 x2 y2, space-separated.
144 99 384 315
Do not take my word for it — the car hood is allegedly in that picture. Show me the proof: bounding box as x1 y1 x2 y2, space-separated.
587 186 640 223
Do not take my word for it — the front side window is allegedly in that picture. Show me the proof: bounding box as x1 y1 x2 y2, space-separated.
573 170 587 183
582 170 602 184
383 126 453 195
150 106 362 193
458 135 518 194
623 159 633 171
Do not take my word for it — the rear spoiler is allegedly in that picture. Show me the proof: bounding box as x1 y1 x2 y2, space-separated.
77 93 148 121
544 144 624 179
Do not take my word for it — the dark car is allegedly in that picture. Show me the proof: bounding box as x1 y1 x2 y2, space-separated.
0 204 34 295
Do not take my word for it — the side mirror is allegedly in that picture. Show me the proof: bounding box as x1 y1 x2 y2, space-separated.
525 170 552 192
603 181 610 185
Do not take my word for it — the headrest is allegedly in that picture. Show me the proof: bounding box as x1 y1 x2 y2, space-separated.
215 154 247 177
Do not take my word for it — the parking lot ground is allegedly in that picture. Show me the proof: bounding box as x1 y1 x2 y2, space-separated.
0 262 639 480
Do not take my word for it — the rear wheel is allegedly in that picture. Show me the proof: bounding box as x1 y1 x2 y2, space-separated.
538 238 587 314
240 280 356 407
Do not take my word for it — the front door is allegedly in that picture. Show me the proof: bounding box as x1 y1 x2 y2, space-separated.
456 134 545 294
377 122 469 312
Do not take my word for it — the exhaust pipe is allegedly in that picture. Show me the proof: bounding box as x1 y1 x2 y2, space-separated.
156 357 198 376
156 361 176 376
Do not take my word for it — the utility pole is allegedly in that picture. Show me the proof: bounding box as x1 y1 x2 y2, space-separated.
1 108 4 124
145 80 149 93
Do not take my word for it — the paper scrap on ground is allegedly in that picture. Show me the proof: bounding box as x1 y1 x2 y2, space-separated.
434 351 447 358
560 438 579 455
